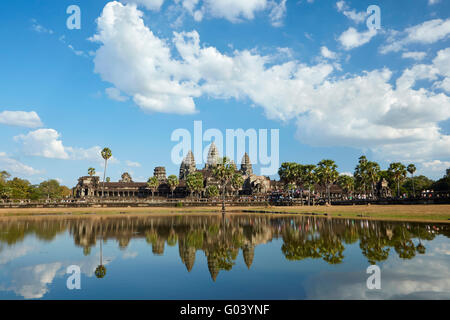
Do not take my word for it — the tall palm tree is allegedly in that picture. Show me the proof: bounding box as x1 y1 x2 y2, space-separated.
95 228 106 279
388 162 407 198
300 164 317 205
316 159 339 204
167 175 179 198
101 148 112 198
231 173 244 196
213 157 236 211
88 167 96 176
354 156 369 197
366 161 380 198
337 175 355 199
147 176 160 200
407 164 416 197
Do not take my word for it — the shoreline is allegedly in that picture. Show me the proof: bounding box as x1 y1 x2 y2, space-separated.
0 204 449 223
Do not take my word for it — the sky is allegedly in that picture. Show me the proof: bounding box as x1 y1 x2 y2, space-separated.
0 0 449 187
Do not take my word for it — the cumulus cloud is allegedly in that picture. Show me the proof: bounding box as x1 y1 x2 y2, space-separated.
0 111 43 128
0 152 40 176
105 87 129 102
338 27 377 50
320 46 337 59
121 0 165 10
401 51 427 61
269 0 287 27
126 160 141 167
336 1 367 24
380 18 450 54
14 129 119 164
428 0 441 5
89 2 450 163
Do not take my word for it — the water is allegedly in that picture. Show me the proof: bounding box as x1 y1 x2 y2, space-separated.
0 214 448 300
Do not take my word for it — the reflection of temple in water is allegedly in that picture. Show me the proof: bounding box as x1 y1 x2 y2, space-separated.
0 215 448 281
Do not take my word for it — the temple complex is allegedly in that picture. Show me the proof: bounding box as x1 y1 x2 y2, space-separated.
74 143 274 199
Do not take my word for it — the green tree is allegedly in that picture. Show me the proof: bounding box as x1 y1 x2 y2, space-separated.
0 171 11 200
38 179 63 199
300 164 317 205
388 162 407 197
6 178 32 200
407 164 417 197
316 159 339 204
213 157 236 210
101 148 112 198
167 175 179 198
337 175 355 199
403 175 433 196
366 161 380 198
186 172 204 198
354 156 369 196
106 177 111 183
206 185 219 199
147 176 160 200
231 173 244 196
278 162 298 189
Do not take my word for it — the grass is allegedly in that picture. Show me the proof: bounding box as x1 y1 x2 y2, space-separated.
0 204 449 223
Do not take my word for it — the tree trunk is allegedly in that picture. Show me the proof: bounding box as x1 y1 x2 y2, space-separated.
412 174 415 198
102 159 107 198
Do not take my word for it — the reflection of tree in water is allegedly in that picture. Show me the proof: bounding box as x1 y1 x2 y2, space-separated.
0 215 448 280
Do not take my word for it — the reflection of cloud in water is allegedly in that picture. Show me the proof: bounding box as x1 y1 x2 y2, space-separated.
0 243 115 299
305 242 450 300
122 251 138 259
0 244 35 264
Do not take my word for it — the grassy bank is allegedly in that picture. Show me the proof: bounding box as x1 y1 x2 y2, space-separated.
0 204 449 223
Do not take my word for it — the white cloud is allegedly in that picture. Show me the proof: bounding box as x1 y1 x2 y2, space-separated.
202 0 268 23
338 27 377 50
428 0 441 5
401 51 427 61
14 129 119 164
31 19 54 34
126 160 141 167
381 18 450 54
336 1 366 24
269 0 287 27
320 46 337 59
90 2 450 163
68 44 86 57
105 87 129 102
121 0 165 10
0 152 40 176
0 111 43 128
421 160 450 173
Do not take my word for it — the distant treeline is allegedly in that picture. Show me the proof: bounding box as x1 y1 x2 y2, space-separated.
0 171 71 201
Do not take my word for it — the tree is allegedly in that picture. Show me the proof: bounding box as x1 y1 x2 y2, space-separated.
0 171 11 183
147 176 160 200
6 178 32 199
366 161 380 198
278 162 298 188
213 157 236 211
300 164 317 205
354 156 368 196
315 159 339 204
403 175 433 196
0 171 11 200
186 172 204 198
101 148 112 198
337 175 355 199
88 167 96 176
407 164 416 197
388 162 407 197
167 175 179 198
38 179 63 199
231 173 244 196
206 185 219 199
106 177 111 183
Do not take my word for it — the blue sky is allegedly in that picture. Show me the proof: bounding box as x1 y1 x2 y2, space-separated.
0 0 449 186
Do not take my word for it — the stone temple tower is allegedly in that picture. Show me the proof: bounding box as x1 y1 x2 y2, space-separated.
179 150 196 180
240 152 253 176
205 142 220 169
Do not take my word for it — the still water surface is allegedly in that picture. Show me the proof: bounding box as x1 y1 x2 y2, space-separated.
0 214 449 299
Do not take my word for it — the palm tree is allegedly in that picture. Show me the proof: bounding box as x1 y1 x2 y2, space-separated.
354 156 369 197
388 162 407 198
407 164 416 197
101 148 112 198
366 161 380 198
316 159 339 204
167 175 179 198
95 228 106 279
106 177 111 183
213 157 236 211
337 175 355 199
231 173 244 196
300 164 317 205
147 176 160 200
186 172 204 198
88 167 96 176
278 162 297 189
